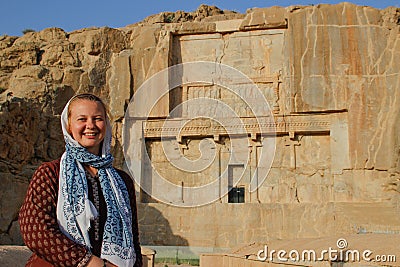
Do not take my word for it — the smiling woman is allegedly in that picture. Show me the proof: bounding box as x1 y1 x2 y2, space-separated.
18 93 143 267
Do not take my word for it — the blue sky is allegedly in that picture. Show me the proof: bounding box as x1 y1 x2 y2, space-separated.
1 0 399 36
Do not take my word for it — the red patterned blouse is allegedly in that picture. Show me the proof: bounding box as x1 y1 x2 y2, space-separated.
19 159 143 267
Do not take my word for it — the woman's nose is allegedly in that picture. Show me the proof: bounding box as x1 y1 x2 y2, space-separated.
86 119 95 128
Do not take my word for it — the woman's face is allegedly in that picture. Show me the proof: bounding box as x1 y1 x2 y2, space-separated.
68 99 106 155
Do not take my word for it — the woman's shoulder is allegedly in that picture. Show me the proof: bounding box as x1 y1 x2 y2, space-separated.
115 167 132 181
43 158 61 168
115 168 135 189
28 158 62 191
33 158 61 180
36 158 61 173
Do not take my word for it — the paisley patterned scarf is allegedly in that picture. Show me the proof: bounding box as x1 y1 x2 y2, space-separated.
57 96 136 266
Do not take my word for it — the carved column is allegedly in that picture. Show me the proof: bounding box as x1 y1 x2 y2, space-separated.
249 137 263 203
284 132 302 170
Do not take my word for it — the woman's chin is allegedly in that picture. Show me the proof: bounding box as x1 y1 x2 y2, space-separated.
81 143 100 153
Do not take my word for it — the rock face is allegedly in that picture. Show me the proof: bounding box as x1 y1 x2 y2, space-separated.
0 3 400 250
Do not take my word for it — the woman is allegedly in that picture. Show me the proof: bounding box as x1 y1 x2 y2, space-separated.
19 94 142 267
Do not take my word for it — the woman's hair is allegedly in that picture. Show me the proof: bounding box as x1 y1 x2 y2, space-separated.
67 93 109 125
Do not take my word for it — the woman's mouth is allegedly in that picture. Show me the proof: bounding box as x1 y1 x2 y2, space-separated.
83 132 97 137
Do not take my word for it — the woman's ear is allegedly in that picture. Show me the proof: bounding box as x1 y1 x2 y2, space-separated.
67 120 72 135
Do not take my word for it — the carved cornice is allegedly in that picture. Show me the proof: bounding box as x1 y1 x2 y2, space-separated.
143 114 332 139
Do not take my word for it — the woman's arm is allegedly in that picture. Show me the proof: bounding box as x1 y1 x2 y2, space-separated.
19 160 91 267
117 170 143 267
86 255 117 267
130 182 143 267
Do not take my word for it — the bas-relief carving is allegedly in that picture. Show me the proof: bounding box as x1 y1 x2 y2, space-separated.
172 79 282 121
140 22 351 207
144 114 333 139
176 33 223 63
175 29 285 78
220 30 285 77
141 112 349 205
133 12 393 217
169 28 286 120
